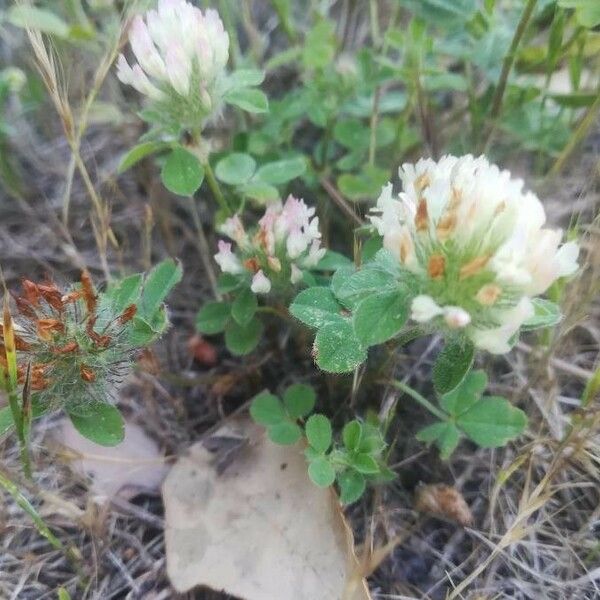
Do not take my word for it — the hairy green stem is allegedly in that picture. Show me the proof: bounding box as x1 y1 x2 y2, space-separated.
203 161 232 216
390 380 447 421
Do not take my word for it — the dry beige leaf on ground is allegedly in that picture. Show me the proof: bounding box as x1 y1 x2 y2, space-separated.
53 418 169 502
414 483 473 526
162 419 371 600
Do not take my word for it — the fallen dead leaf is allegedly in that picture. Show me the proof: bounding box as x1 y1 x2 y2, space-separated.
414 483 473 526
163 418 371 599
53 418 169 502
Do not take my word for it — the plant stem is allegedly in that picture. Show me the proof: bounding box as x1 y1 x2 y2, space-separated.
390 380 447 421
7 387 31 478
0 468 63 551
2 298 31 478
203 161 233 216
187 197 220 299
368 86 381 166
270 0 297 43
547 86 600 178
480 0 538 152
369 0 380 47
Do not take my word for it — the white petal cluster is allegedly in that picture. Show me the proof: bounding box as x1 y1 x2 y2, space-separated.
370 155 579 353
214 196 325 294
116 0 228 116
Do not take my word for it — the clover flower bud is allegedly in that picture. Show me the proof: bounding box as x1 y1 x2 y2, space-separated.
214 241 244 274
251 270 272 294
370 155 579 354
116 0 229 128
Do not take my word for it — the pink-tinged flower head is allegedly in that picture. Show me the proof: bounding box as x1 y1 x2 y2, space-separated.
372 155 579 354
116 0 229 114
214 197 325 294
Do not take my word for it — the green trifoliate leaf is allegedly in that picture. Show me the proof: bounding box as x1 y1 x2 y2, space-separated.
361 238 384 262
416 421 460 460
558 0 600 28
521 298 562 331
351 453 380 474
224 88 269 113
8 5 70 37
254 155 307 185
240 181 279 204
358 422 385 454
196 302 231 334
314 251 353 272
268 421 303 445
138 259 183 320
226 69 265 89
432 338 475 395
68 403 125 447
283 384 316 419
335 268 398 309
224 317 263 356
337 165 390 202
215 152 257 185
308 456 336 487
440 370 488 416
103 273 143 313
337 149 366 171
302 20 336 70
305 414 332 453
372 249 405 277
337 470 366 504
129 310 168 347
118 141 168 173
250 391 285 426
330 266 356 300
217 273 242 294
304 446 321 462
333 119 370 150
314 320 367 373
231 287 258 327
160 147 204 196
457 396 527 448
353 289 411 346
342 420 362 452
289 287 345 329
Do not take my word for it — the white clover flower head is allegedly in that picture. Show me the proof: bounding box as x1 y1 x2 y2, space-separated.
116 0 229 127
251 270 271 294
370 154 579 354
214 196 324 294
